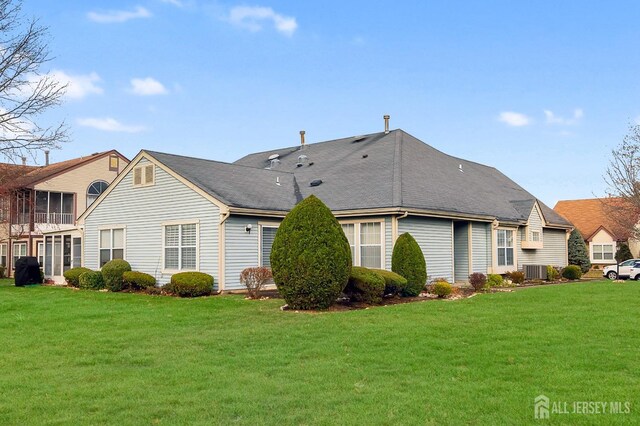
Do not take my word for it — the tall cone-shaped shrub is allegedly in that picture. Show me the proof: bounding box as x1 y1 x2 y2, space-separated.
270 195 352 309
392 232 427 296
567 229 590 273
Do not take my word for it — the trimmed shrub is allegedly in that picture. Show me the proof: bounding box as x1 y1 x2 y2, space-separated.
546 265 560 281
616 243 633 263
371 268 408 296
507 270 525 284
167 272 214 297
78 271 104 290
270 195 351 310
102 259 132 292
344 266 386 304
562 265 582 280
0 265 5 278
63 267 92 287
468 272 487 292
487 274 504 288
568 229 591 273
431 279 452 298
240 267 273 299
392 233 427 297
122 271 156 290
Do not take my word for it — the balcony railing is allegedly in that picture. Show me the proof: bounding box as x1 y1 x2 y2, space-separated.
34 212 75 225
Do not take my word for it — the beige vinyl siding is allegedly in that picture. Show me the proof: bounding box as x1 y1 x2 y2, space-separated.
518 228 567 268
454 222 469 282
471 222 492 274
83 158 219 287
398 216 453 282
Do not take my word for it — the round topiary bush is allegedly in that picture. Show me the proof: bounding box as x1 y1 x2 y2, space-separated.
270 195 352 310
63 267 92 287
122 271 156 290
102 259 132 292
431 279 452 298
344 266 386 304
371 268 408 296
562 265 582 280
78 271 105 290
391 233 427 297
167 272 214 297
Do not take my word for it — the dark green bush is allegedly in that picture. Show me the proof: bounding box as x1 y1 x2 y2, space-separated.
487 274 504 288
562 265 582 280
78 271 104 290
431 279 452 298
468 272 487 291
391 233 427 297
123 271 156 290
102 259 132 291
507 270 525 284
546 265 560 281
344 267 386 304
270 195 351 310
568 229 591 273
167 272 214 297
371 268 408 296
63 267 92 287
616 243 633 263
0 265 6 278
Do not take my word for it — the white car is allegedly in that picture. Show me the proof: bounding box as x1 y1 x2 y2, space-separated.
629 261 640 281
603 259 640 280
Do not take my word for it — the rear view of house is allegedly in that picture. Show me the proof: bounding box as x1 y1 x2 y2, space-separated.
79 123 571 290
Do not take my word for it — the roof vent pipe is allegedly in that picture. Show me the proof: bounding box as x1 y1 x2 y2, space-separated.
21 156 26 165
300 130 306 147
44 150 50 166
384 115 390 134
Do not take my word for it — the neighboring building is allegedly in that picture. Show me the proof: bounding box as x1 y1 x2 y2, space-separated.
554 198 638 266
79 126 572 290
0 150 129 281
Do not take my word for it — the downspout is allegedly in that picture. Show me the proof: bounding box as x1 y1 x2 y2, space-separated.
217 210 230 293
392 211 409 249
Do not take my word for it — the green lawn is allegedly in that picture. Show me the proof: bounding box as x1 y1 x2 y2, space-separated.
0 279 638 425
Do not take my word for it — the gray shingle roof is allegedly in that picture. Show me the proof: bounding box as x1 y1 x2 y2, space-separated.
146 129 571 226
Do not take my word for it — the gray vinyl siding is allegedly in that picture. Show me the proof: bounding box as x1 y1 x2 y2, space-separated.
528 206 543 237
398 216 453 282
471 222 492 274
518 228 567 268
384 217 392 270
454 222 469 282
83 158 220 287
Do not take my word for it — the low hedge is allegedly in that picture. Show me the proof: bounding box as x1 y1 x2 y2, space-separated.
78 271 105 290
506 270 525 284
102 259 132 292
63 267 92 287
562 265 582 280
487 274 504 288
547 265 560 281
370 268 408 296
166 272 214 297
344 266 386 304
123 271 156 290
468 272 487 292
431 279 452 298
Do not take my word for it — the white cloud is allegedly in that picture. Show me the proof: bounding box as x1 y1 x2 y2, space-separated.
228 6 297 36
87 6 151 23
129 77 168 96
544 108 583 125
77 117 146 133
48 70 103 99
160 0 184 6
498 111 531 127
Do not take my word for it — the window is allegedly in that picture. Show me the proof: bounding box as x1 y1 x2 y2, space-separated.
260 226 278 267
497 229 514 267
109 155 119 171
593 244 614 261
340 221 384 268
133 164 155 187
100 228 124 267
531 230 541 242
12 242 27 269
0 244 6 267
87 180 109 208
37 242 44 267
34 191 75 224
163 223 197 271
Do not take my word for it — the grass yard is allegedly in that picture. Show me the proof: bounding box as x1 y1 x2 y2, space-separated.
0 280 638 425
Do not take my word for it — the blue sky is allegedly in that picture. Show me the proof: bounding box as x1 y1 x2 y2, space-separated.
21 0 640 207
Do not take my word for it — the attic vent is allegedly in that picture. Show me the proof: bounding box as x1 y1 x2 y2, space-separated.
459 164 464 173
362 154 368 158
309 179 323 187
352 135 367 142
296 154 309 167
268 154 280 160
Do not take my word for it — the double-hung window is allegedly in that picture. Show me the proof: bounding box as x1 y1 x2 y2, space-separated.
497 229 514 267
12 242 27 269
100 228 124 267
0 243 7 267
164 223 197 271
592 244 614 261
341 221 383 268
260 225 278 267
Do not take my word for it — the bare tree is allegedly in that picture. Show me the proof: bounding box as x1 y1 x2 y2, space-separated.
603 123 640 239
0 0 67 164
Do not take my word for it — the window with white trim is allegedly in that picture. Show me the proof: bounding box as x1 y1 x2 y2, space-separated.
37 242 44 267
592 244 614 261
497 229 514 267
531 230 541 242
341 221 383 268
12 242 27 269
133 164 155 187
260 225 278 267
164 223 197 271
100 228 124 267
0 243 7 267
87 180 109 208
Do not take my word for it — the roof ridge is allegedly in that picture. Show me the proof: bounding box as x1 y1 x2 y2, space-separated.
392 130 403 207
145 150 295 175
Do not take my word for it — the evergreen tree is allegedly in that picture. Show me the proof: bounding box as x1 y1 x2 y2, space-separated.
392 233 427 296
568 229 591 273
615 242 633 263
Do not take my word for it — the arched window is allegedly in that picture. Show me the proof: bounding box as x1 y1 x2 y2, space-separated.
87 180 109 208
